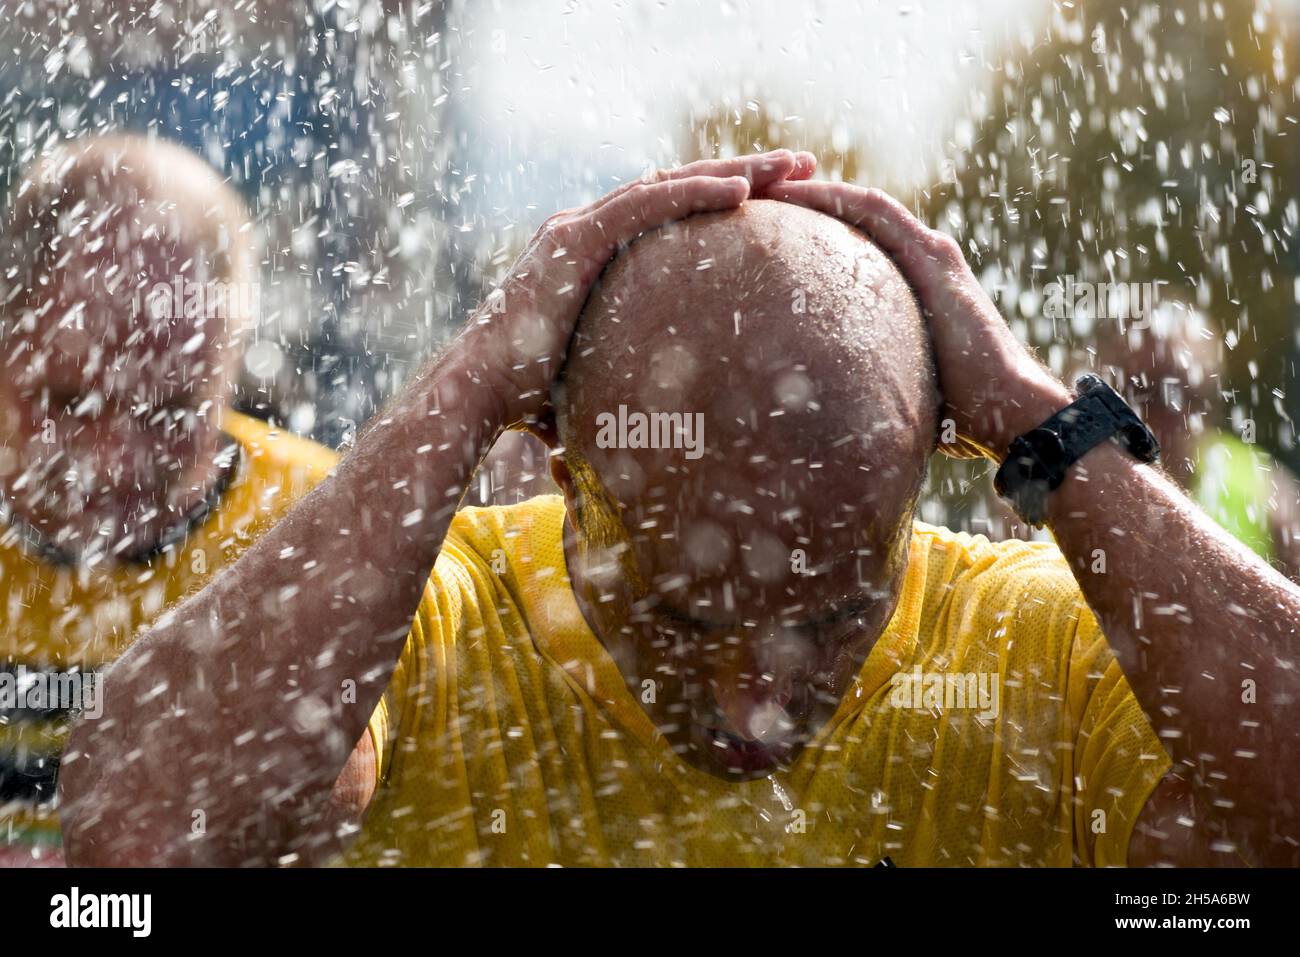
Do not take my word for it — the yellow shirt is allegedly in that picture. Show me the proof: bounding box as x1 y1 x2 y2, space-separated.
1 409 336 850
350 495 1171 868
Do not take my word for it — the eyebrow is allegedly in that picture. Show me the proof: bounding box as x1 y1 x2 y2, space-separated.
656 596 872 632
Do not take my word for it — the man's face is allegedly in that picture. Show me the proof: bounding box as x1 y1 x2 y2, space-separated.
567 422 918 780
0 249 235 557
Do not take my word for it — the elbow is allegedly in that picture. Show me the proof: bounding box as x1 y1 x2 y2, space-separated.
58 719 159 867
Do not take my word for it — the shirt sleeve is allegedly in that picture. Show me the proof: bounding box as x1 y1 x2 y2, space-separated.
1066 604 1173 866
364 673 398 791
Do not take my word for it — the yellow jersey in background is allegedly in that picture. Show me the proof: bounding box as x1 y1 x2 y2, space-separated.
0 409 336 858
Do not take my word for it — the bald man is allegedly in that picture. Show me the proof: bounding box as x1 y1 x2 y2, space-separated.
62 151 1300 868
0 135 335 863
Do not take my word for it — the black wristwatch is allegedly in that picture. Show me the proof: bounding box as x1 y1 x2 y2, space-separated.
993 374 1160 527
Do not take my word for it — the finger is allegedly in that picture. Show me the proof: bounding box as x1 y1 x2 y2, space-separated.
580 150 795 217
582 175 750 250
668 149 800 190
672 149 815 185
759 180 931 263
541 207 580 229
788 151 818 181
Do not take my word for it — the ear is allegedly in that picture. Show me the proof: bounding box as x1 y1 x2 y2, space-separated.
548 450 578 511
513 410 580 513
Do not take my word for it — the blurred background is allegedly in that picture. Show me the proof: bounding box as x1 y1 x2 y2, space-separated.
4 0 1297 527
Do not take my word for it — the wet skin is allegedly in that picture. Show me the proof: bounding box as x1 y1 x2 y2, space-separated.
552 200 939 779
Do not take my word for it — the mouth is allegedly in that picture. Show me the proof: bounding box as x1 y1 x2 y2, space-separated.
691 721 800 778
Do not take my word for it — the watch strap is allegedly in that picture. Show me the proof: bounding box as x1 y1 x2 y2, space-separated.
994 374 1160 525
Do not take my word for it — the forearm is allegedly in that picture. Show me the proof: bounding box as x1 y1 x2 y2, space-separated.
1040 415 1300 827
61 325 512 866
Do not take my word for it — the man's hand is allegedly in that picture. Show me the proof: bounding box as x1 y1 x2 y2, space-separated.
761 180 1069 458
479 150 817 426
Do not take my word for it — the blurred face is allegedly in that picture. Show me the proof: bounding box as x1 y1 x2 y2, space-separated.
0 244 236 560
562 412 921 781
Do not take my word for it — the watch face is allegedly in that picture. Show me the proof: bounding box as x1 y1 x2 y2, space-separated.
1019 482 1050 528
1020 428 1067 479
995 428 1064 498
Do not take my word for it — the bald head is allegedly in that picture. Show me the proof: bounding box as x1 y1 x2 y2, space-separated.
0 135 253 557
1091 295 1223 481
1093 297 1222 406
558 199 938 537
553 199 940 778
3 133 254 341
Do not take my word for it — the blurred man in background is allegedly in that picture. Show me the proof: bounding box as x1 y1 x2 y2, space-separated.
0 134 336 864
1 0 429 448
952 296 1300 579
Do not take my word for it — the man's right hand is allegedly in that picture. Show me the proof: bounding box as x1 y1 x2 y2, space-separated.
471 150 817 425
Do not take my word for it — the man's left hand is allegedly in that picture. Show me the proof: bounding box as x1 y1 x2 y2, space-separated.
764 178 1070 459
